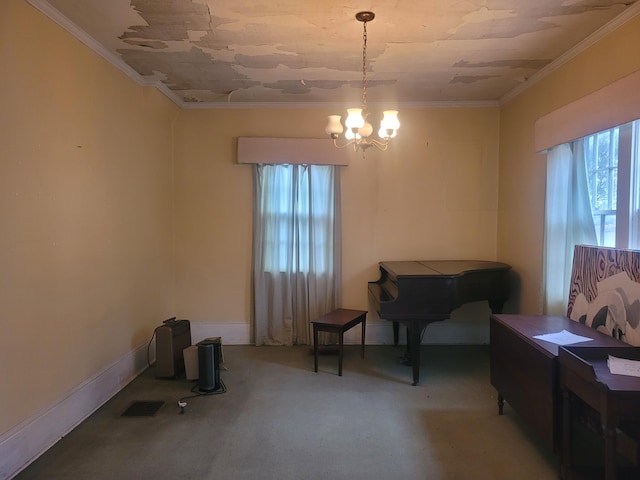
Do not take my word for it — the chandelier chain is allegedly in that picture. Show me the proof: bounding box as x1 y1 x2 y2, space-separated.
362 20 367 112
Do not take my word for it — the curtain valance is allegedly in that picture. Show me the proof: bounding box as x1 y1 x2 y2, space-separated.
237 137 351 165
535 68 640 152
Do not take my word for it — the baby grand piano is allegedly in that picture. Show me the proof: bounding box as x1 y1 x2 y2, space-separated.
368 260 511 385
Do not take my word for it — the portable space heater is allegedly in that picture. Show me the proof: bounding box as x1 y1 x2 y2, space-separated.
155 318 191 378
197 338 222 392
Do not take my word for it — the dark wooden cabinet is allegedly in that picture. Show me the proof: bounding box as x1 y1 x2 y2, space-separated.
490 314 626 454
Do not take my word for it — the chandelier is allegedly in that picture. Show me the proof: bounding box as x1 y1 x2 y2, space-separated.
325 11 400 152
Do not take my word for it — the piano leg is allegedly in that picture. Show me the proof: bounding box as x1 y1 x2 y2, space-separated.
407 325 424 386
392 321 399 346
488 299 505 314
400 328 411 365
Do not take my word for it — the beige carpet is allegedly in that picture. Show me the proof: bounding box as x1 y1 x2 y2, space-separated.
15 345 557 480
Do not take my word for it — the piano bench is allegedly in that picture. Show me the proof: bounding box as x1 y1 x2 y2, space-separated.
311 309 367 376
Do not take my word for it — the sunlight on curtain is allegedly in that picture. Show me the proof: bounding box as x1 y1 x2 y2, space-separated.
252 164 342 346
543 142 597 315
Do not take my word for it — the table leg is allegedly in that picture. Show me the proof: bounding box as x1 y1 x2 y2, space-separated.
313 325 319 373
603 424 616 480
338 332 344 376
361 318 366 359
497 394 504 415
560 389 572 479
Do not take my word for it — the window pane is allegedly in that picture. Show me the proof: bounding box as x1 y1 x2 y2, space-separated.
595 169 608 210
585 126 620 247
258 164 333 274
611 170 618 210
603 214 616 247
612 128 619 167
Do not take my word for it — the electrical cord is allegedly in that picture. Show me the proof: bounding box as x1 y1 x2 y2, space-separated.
177 379 228 414
145 330 156 369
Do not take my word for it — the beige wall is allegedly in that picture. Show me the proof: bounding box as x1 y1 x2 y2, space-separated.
3 1 501 458
173 106 501 327
1 0 177 435
498 16 640 313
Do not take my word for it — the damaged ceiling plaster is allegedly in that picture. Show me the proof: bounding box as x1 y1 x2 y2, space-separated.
29 0 640 107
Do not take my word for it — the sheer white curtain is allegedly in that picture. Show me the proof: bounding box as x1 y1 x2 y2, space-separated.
629 121 640 248
252 164 342 346
543 142 597 314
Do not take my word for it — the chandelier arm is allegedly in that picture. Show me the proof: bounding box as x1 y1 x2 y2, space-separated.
355 142 388 152
331 138 356 149
360 137 390 150
331 135 392 152
370 138 390 148
370 143 389 151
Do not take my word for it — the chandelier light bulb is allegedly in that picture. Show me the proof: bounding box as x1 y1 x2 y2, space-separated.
345 128 360 140
378 127 391 139
345 108 365 129
379 110 400 138
358 121 374 138
381 111 400 130
325 115 344 136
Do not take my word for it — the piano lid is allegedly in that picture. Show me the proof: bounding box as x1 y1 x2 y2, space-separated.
380 260 511 279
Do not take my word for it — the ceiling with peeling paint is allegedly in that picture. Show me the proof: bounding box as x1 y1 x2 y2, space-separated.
28 0 640 107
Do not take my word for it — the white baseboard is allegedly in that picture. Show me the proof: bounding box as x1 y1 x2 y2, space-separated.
0 341 152 480
190 322 252 345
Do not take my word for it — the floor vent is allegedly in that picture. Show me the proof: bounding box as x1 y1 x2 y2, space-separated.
121 401 164 417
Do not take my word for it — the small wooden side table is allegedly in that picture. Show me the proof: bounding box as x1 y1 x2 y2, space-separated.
311 308 367 376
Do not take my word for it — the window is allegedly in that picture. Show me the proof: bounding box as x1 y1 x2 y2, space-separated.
543 120 640 315
252 163 342 346
584 120 640 248
258 164 335 273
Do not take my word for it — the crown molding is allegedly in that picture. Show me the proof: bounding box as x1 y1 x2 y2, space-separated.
499 1 640 105
180 99 500 109
26 0 184 106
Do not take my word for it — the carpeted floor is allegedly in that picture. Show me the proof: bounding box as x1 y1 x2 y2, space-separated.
15 345 558 480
